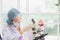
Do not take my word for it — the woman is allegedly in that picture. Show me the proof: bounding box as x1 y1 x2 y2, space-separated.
2 8 33 40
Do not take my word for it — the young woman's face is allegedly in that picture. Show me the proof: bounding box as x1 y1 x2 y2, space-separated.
13 16 22 23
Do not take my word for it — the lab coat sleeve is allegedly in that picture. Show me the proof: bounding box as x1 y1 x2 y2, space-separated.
2 28 21 40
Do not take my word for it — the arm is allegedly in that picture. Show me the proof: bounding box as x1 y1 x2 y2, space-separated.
2 28 21 40
16 24 33 35
22 24 33 32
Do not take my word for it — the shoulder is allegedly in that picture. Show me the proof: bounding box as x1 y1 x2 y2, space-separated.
2 25 11 32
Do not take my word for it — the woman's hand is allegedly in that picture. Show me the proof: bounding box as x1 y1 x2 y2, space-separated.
16 26 23 35
16 26 20 31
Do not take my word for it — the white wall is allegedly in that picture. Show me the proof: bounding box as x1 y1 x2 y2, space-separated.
29 0 58 14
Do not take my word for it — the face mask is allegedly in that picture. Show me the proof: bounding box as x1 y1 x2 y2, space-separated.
13 22 20 27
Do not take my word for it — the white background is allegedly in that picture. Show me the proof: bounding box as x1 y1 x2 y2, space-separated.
0 0 60 40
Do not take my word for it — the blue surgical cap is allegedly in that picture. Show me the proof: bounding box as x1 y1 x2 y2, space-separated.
7 8 21 25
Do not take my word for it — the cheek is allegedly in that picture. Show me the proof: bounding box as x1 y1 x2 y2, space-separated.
15 16 22 22
18 19 21 22
17 18 22 22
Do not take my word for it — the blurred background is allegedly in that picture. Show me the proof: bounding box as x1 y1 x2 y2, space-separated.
0 0 60 40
